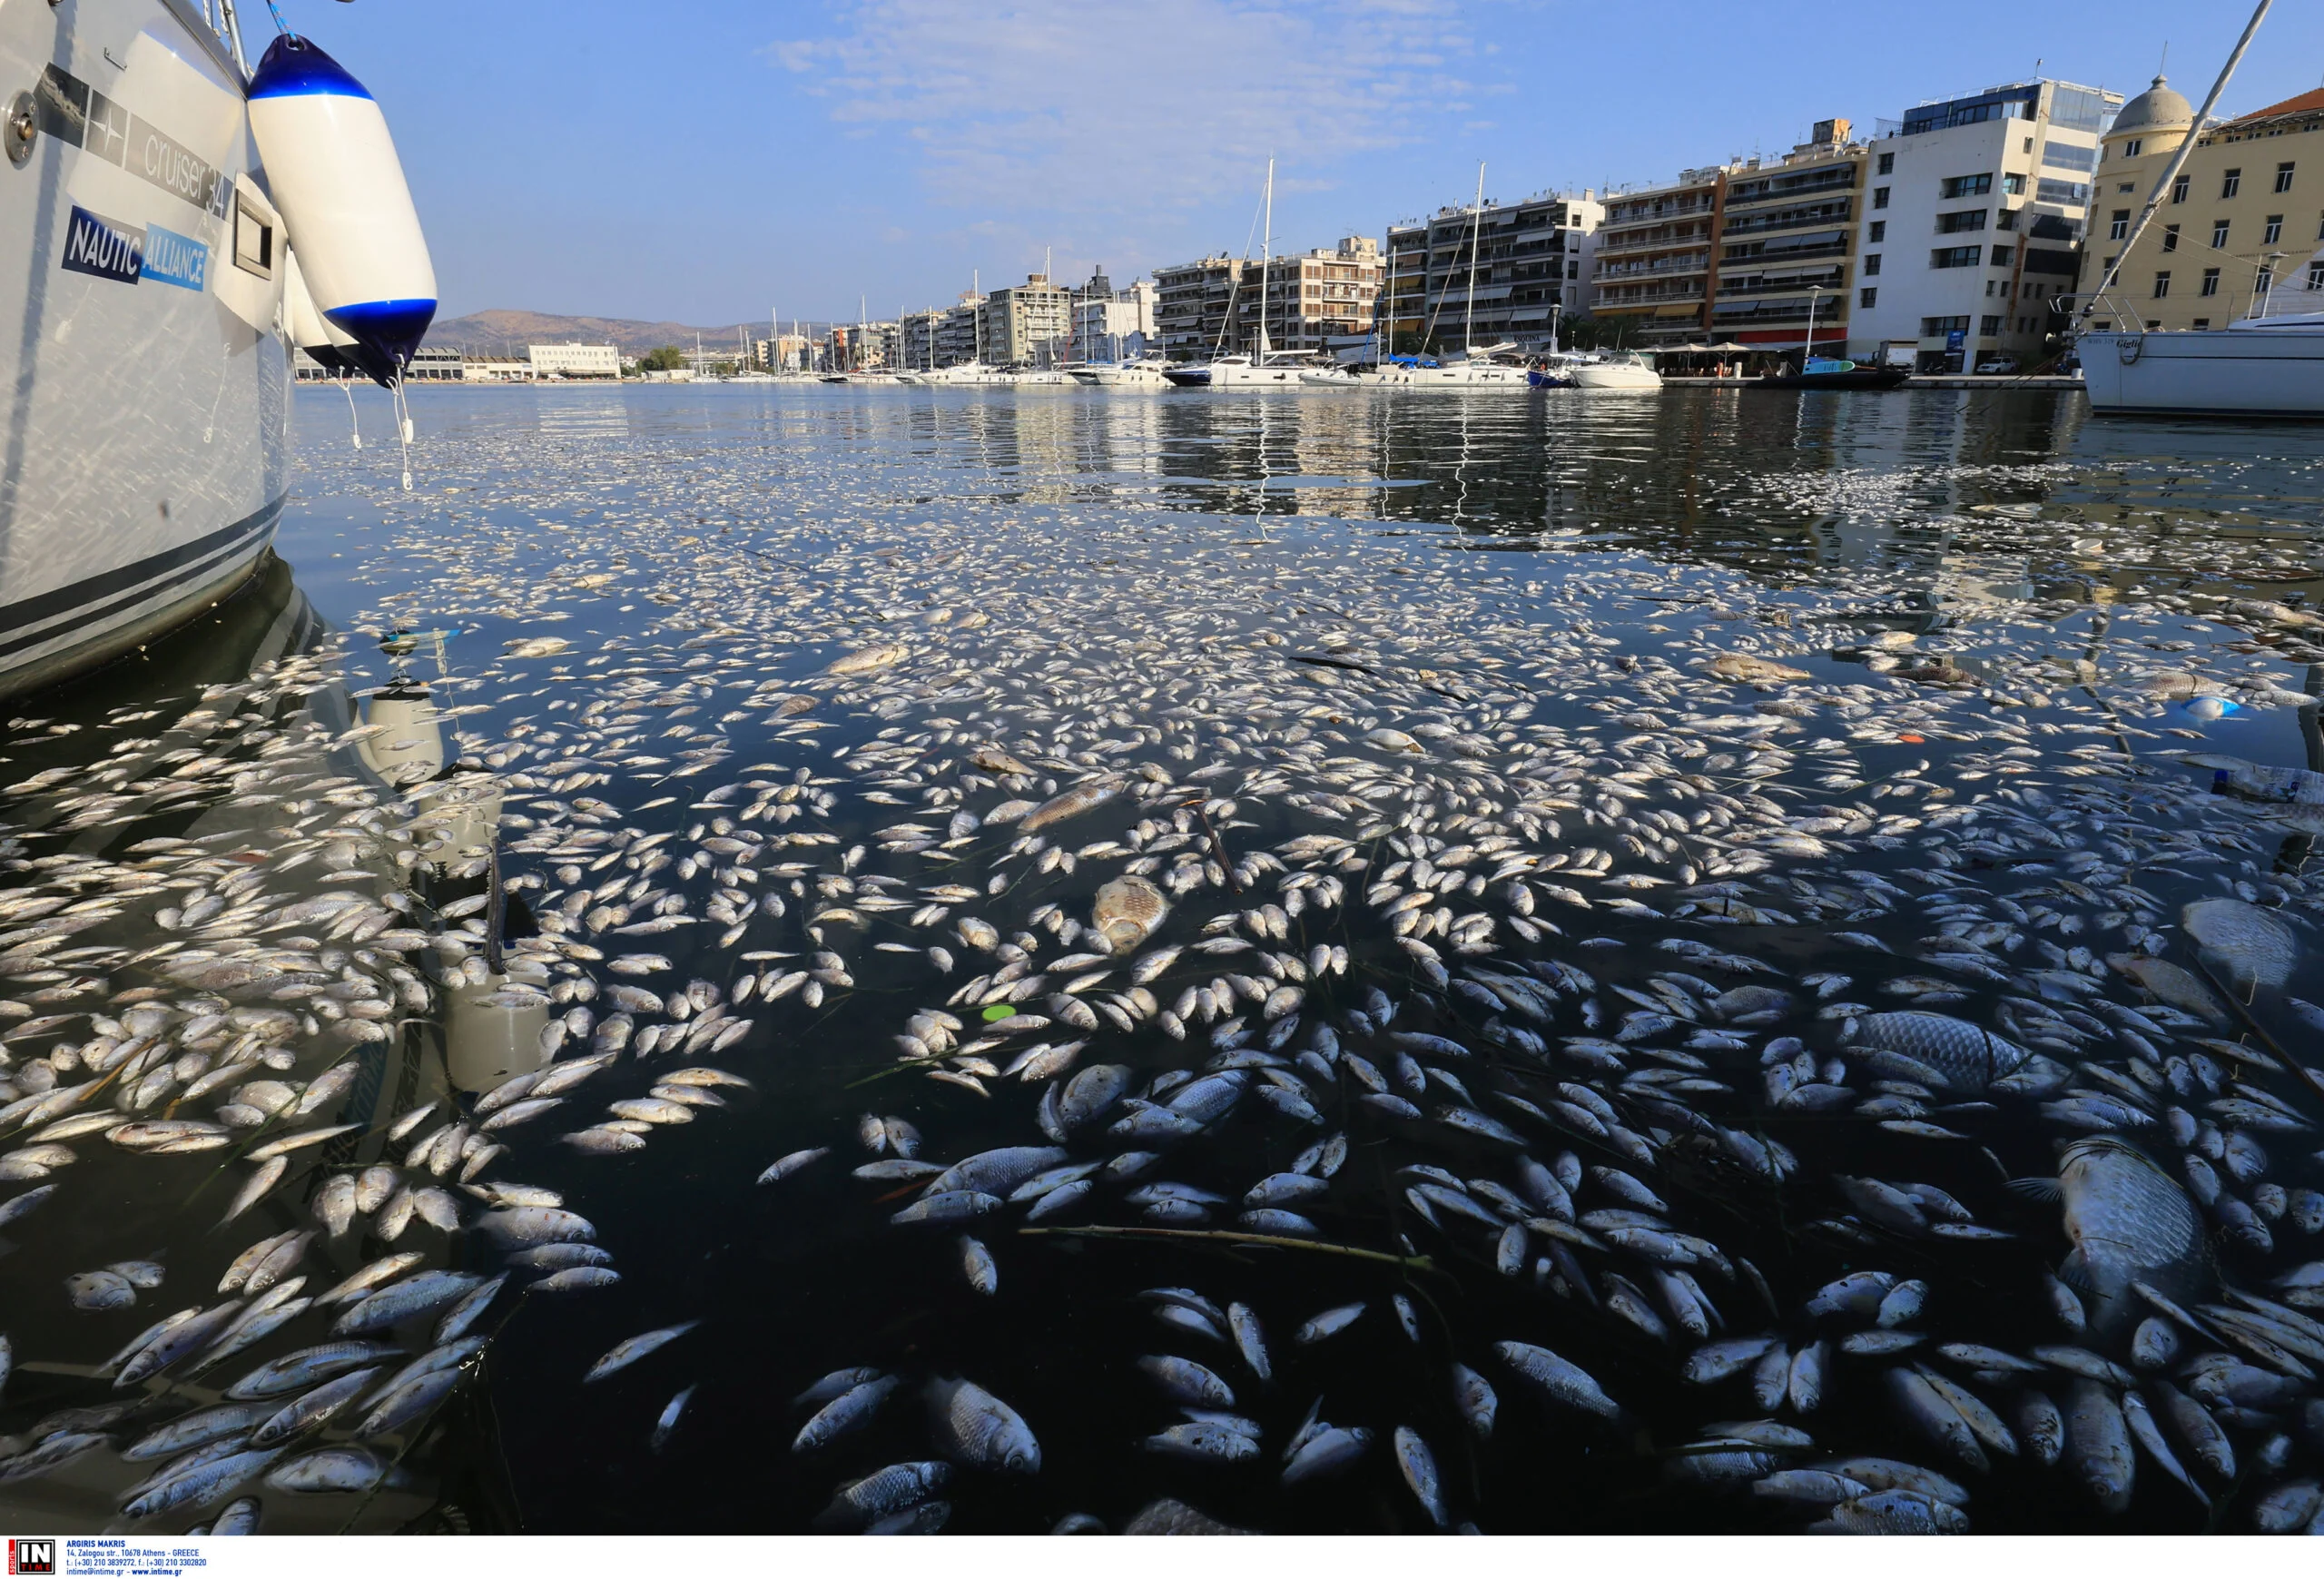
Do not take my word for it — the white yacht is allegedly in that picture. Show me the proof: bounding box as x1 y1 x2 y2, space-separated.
1 0 433 698
1572 353 1664 390
2081 314 2324 416
1071 358 1172 388
1356 354 1529 389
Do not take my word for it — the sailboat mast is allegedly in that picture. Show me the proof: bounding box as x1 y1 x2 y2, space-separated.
1465 162 1484 355
1259 157 1274 358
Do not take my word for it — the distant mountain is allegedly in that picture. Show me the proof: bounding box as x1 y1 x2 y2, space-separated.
426 308 829 357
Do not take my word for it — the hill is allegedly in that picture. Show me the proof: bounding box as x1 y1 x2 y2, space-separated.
426 308 830 357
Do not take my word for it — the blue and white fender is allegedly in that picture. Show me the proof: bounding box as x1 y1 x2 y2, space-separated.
245 35 435 387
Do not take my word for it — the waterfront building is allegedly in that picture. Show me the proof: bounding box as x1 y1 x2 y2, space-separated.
1154 254 1247 358
2077 79 2324 331
1852 80 2120 370
1384 192 1601 353
1068 271 1158 361
979 274 1073 366
1246 237 1384 353
1589 167 1736 348
464 356 533 382
528 343 621 379
937 294 984 366
1706 122 1870 359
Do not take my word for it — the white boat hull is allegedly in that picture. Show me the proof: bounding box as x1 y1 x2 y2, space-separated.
2080 329 2324 417
1572 365 1664 390
1073 364 1171 387
1 0 290 698
1354 363 1529 388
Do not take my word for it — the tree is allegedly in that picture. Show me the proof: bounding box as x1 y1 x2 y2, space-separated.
638 345 686 371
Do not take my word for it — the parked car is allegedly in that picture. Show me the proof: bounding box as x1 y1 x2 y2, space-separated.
1974 356 2020 375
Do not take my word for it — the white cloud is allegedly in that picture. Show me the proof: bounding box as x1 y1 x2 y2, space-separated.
771 0 1493 224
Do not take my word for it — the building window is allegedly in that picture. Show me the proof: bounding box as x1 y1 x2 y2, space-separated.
2162 224 2179 252
2003 173 2027 195
2211 219 2231 248
2124 138 2143 157
2171 174 2189 203
1996 207 2020 230
2192 317 2211 329
1936 210 1989 233
1864 253 1882 276
2222 168 2241 198
1873 186 1891 209
1921 315 1970 336
1986 280 1996 295
2278 161 2298 192
1876 152 1895 175
2109 210 2130 241
2024 136 2034 153
2152 271 2171 298
1941 173 1994 199
1933 246 1983 268
1860 287 1878 309
2257 264 2275 299
1868 220 1886 242
2201 267 2221 296
2265 213 2284 243
2310 262 2324 291
1980 315 2003 336
1991 245 2014 266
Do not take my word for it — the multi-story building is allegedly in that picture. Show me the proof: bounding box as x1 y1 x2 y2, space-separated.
978 274 1072 366
528 343 621 379
1384 192 1601 352
1069 271 1158 361
1590 167 1735 347
936 294 983 365
1851 80 2119 370
2078 78 2324 332
824 321 901 371
1244 237 1384 352
900 308 946 372
1707 121 1869 358
753 333 816 372
1154 253 1247 358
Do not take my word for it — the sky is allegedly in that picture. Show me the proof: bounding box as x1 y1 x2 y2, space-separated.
295 0 2324 327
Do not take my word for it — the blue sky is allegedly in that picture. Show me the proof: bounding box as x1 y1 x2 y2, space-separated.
296 0 2323 326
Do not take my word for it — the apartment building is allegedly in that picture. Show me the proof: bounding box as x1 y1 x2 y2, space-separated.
1852 80 2119 370
900 308 945 372
1241 237 1384 352
978 273 1072 366
1383 192 1601 352
1708 121 1869 356
2079 78 2324 331
1070 271 1157 360
1590 167 1733 347
1154 254 1248 357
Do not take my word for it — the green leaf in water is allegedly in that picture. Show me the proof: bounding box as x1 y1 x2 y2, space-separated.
981 1004 1016 1022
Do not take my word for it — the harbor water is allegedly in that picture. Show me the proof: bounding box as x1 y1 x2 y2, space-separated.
1 383 2321 1535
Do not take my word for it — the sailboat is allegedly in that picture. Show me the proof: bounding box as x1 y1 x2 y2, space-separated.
1357 165 1528 389
2075 2 2313 414
1174 161 1335 388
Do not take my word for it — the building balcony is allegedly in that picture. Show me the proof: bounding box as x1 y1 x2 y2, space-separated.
1718 270 1846 298
1721 205 1855 238
1725 170 1857 204
1595 285 1708 307
1721 239 1848 265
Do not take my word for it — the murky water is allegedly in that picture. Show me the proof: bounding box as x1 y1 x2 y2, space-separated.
2 384 2321 1535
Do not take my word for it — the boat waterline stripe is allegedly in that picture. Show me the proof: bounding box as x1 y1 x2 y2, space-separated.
0 496 283 655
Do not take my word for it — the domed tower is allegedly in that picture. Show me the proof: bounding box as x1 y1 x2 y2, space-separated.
2103 74 2196 161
